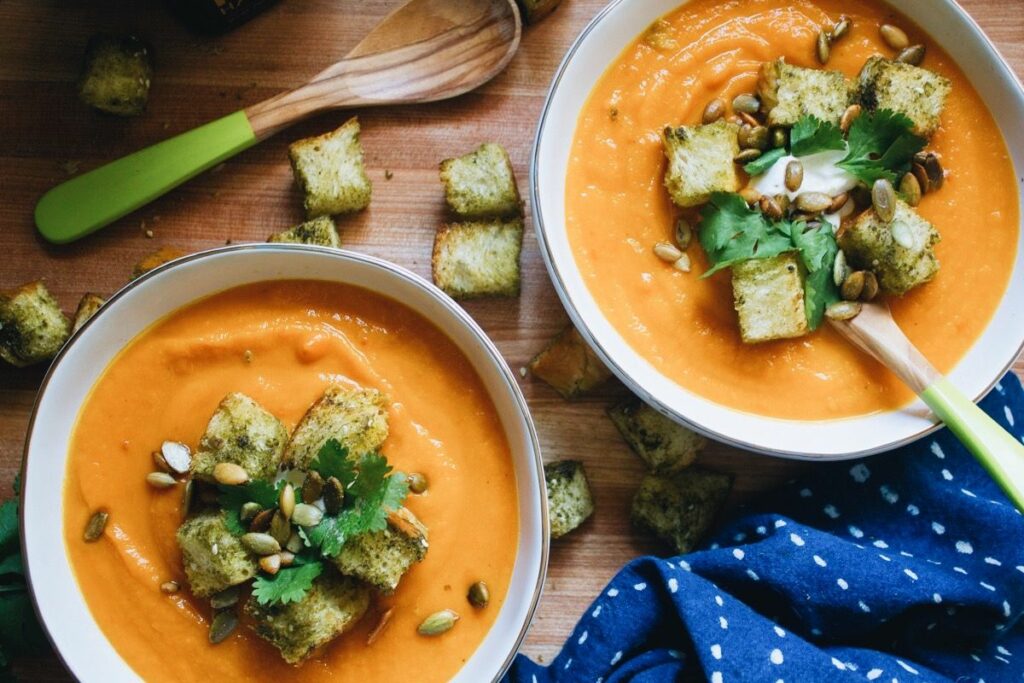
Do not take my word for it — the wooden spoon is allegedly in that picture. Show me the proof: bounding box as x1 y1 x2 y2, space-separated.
34 0 522 244
830 301 1024 510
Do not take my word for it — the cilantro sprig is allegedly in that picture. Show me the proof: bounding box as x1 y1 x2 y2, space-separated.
251 560 323 606
838 110 925 185
218 479 281 535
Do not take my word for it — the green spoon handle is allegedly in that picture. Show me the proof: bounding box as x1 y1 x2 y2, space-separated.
922 378 1024 511
34 110 257 244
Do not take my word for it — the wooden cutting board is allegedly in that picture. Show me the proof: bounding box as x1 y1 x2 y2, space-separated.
1 0 1021 676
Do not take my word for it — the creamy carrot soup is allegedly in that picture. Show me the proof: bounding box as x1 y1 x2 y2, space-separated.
63 280 518 681
566 0 1018 419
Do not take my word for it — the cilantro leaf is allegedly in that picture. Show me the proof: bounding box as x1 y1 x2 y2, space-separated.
0 501 17 554
218 480 280 536
743 147 787 176
310 439 357 488
252 562 323 606
790 115 845 157
698 193 794 277
838 109 925 185
790 221 840 330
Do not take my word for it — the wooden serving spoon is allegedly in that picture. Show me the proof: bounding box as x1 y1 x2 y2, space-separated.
830 301 1024 510
34 0 522 244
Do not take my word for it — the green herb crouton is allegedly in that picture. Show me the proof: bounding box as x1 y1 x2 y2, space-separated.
529 325 612 399
267 216 341 248
608 398 706 474
246 572 370 665
858 56 951 138
190 393 288 482
333 507 428 594
662 120 741 208
431 219 523 299
631 468 733 554
71 293 105 334
838 200 940 296
131 246 185 280
289 117 372 218
545 460 595 539
284 385 389 470
732 253 808 344
757 58 855 127
176 511 258 598
77 34 153 116
439 143 522 219
516 0 562 23
0 281 70 367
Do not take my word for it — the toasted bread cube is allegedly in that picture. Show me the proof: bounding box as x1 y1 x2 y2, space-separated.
608 398 705 474
529 325 612 399
77 34 153 116
176 511 258 598
431 219 523 299
440 143 522 219
285 385 389 470
732 253 808 344
289 117 372 218
191 393 287 482
662 120 741 208
631 468 733 554
758 58 854 127
0 281 70 368
132 246 185 280
246 572 370 665
516 0 562 23
268 216 341 248
71 293 105 334
858 56 951 138
838 200 940 296
545 460 595 539
333 508 428 594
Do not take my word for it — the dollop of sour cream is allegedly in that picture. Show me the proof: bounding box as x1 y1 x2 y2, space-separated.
751 148 858 200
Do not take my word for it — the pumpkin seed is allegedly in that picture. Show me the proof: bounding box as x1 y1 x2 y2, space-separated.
160 581 180 594
872 179 897 222
759 195 783 220
152 450 172 473
83 510 108 542
912 163 931 195
732 93 760 114
241 532 281 556
774 194 791 215
279 484 296 521
841 271 866 301
418 609 460 636
738 111 759 127
211 586 241 609
286 532 304 554
249 508 274 533
892 221 916 249
160 441 192 474
899 172 922 206
920 152 944 189
896 44 925 66
879 24 909 51
785 160 804 192
269 511 292 544
674 218 693 249
259 554 282 575
239 502 262 523
816 30 831 64
795 192 832 213
739 187 762 204
182 479 194 516
825 301 863 321
146 472 178 489
673 253 692 273
653 241 683 263
324 477 345 516
861 271 880 301
212 462 248 486
833 250 849 287
279 551 295 567
467 581 490 608
408 472 429 495
734 149 762 163
292 503 323 528
840 104 862 133
739 125 769 150
831 16 851 41
302 470 324 503
209 610 238 645
367 608 395 646
702 98 726 124
837 195 856 220
828 192 849 214
770 127 789 149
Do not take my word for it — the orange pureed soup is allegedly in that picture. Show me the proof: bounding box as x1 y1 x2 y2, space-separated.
63 280 518 682
566 0 1019 419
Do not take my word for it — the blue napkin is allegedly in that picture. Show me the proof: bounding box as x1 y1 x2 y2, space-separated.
508 374 1024 683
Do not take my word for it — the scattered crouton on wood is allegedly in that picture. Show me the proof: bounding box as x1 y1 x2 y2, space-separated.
0 281 70 367
72 293 105 334
439 143 522 220
529 325 612 399
78 34 153 116
631 467 733 555
431 219 524 299
289 117 372 218
268 216 341 248
608 398 705 474
545 460 595 539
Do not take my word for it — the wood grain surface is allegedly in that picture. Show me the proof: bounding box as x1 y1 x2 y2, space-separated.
0 0 1021 677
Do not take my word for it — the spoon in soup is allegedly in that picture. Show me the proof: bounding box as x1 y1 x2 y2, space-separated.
34 0 522 244
829 301 1024 511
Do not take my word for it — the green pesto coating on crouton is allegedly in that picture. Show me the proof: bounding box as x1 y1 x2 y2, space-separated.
191 393 287 482
333 507 428 594
440 143 522 219
529 325 612 399
732 253 808 344
284 385 389 470
72 293 105 334
289 117 372 218
77 34 153 116
758 58 854 127
245 572 370 665
516 0 563 24
631 468 733 554
0 281 70 368
268 216 341 248
176 511 258 598
858 56 951 138
662 120 741 208
839 200 940 296
545 460 595 539
431 219 524 299
608 398 706 474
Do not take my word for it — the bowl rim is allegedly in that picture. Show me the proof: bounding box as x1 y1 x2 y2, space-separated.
19 243 548 682
529 0 1024 460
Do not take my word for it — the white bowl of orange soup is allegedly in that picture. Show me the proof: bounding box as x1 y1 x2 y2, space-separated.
532 0 1024 457
20 245 547 682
